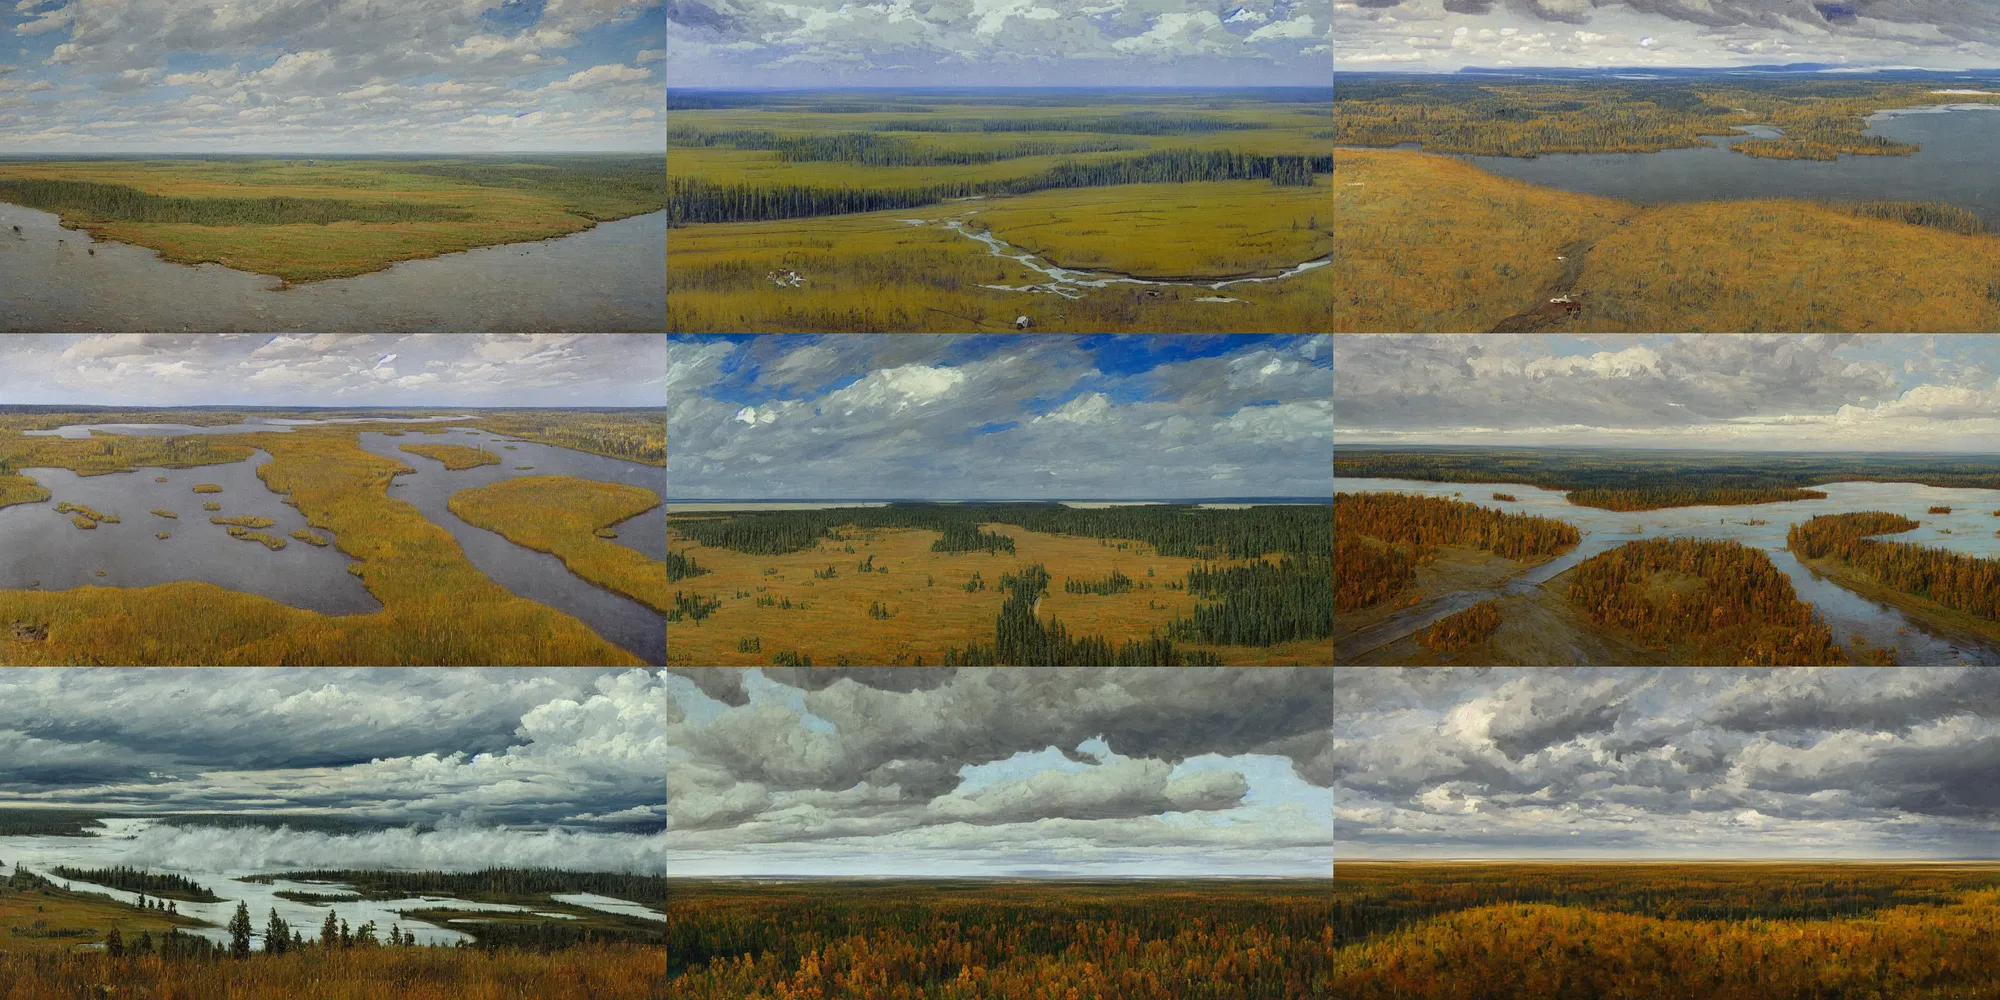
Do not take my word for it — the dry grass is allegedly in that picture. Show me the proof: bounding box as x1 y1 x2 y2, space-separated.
192 484 222 494
201 502 221 512
150 509 178 519
667 523 1332 666
0 474 52 509
447 476 665 612
1338 147 2000 332
397 443 501 471
210 516 276 528
0 946 664 1000
290 528 330 546
224 527 288 550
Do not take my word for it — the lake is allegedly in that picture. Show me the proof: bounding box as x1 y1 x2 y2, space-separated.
0 205 666 332
6 423 666 663
0 823 662 950
1465 104 2000 227
1339 477 2000 665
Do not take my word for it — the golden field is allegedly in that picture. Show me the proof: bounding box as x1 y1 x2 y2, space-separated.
448 475 666 613
667 523 1333 666
1335 147 2000 332
396 442 501 470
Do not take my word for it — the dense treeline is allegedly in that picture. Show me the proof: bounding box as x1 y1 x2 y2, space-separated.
866 114 1267 134
1790 511 2000 622
1338 446 2000 500
668 880 1331 1000
668 149 1333 223
943 565 1221 666
49 866 217 901
666 550 708 582
1418 600 1501 654
1336 492 1579 562
401 909 663 952
667 127 1141 165
399 157 668 220
1335 537 1416 612
1566 487 1828 511
932 522 1017 555
1064 568 1134 595
668 591 722 623
1566 538 1844 665
0 178 470 225
247 868 665 905
0 807 106 836
1174 556 1332 645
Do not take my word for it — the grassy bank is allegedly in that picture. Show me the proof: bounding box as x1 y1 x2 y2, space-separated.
397 443 500 470
447 476 665 613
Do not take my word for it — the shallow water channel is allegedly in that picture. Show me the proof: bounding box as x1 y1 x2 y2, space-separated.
1340 477 2000 665
0 824 657 949
908 214 1330 301
1464 104 2000 227
0 205 667 332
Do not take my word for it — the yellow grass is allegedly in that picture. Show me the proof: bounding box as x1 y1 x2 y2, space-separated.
0 475 52 509
667 524 1333 666
967 181 1330 277
192 484 222 494
156 532 171 539
0 878 204 956
210 516 277 528
447 476 665 613
202 502 222 512
291 529 330 546
397 443 500 470
69 515 95 530
1338 147 2000 332
151 509 178 519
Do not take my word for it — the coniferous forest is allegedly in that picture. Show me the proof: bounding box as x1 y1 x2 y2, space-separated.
1566 487 1828 511
1790 511 2000 623
666 549 708 582
1417 600 1502 655
1565 538 1844 665
1174 556 1333 646
1335 493 1578 614
943 565 1222 666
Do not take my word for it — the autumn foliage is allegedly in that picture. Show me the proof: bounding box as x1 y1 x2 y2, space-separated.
667 880 1331 1000
1336 493 1578 613
1790 511 2000 622
1565 487 1827 512
1418 601 1500 654
1565 538 1844 665
0 945 662 1000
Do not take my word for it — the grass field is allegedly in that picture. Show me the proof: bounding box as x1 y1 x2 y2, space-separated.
0 411 667 665
0 155 664 282
667 521 1332 666
396 443 500 470
448 476 665 613
668 90 1332 331
1335 147 2000 332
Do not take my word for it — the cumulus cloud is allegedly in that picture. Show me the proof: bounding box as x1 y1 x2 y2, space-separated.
1337 668 2000 858
669 334 1333 499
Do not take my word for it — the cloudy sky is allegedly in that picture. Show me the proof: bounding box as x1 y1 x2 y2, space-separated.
668 0 1332 86
1336 0 2000 71
1334 334 2000 452
0 1 664 152
1337 667 2000 859
0 333 666 407
0 668 665 873
667 667 1332 876
669 334 1333 499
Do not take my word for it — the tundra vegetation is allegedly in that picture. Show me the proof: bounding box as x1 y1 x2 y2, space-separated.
0 155 666 282
0 408 668 664
396 443 500 470
1333 863 2000 1000
668 879 1329 1000
668 502 1331 665
446 476 666 613
668 89 1333 332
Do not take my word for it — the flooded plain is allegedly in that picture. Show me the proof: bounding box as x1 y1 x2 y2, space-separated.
0 203 667 332
1340 477 2000 665
0 450 378 614
1466 104 2000 227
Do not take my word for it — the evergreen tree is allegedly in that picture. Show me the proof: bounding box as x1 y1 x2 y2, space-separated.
320 909 339 948
228 901 253 959
106 926 124 958
264 908 290 955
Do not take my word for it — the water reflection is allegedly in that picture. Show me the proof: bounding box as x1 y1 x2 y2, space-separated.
0 202 666 332
1339 477 2000 665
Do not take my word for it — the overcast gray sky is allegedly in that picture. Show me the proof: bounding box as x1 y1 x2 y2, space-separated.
669 334 1333 499
1336 334 2000 452
0 668 665 873
668 667 1333 876
1336 0 2000 71
1337 668 2000 859
0 334 665 407
668 0 1332 86
0 1 663 152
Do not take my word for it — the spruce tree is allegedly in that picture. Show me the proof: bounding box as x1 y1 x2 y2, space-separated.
228 901 253 958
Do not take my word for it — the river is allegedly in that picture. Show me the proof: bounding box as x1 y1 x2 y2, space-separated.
1339 477 2000 665
0 205 666 332
1463 103 2000 227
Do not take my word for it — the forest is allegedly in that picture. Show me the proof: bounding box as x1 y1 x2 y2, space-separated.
1174 555 1332 646
1564 538 1846 665
932 522 1017 555
1790 511 2000 624
239 868 665 905
1333 863 2000 1000
667 549 708 582
47 867 217 902
941 564 1222 666
667 127 1142 165
1565 487 1827 511
1339 446 2000 499
667 879 1332 1000
0 178 471 225
1417 600 1501 655
1335 493 1578 613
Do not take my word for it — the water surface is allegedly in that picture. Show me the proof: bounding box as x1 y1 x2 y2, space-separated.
1340 477 2000 665
0 205 666 332
1465 105 2000 227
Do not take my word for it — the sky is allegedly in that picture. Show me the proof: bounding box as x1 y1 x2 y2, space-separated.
1335 0 2000 72
666 667 1333 876
1333 333 2000 452
0 0 665 152
0 668 665 874
0 333 666 407
667 0 1333 87
1337 667 2000 860
668 334 1333 499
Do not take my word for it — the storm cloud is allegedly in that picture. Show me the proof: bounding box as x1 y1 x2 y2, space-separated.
1336 668 2000 858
